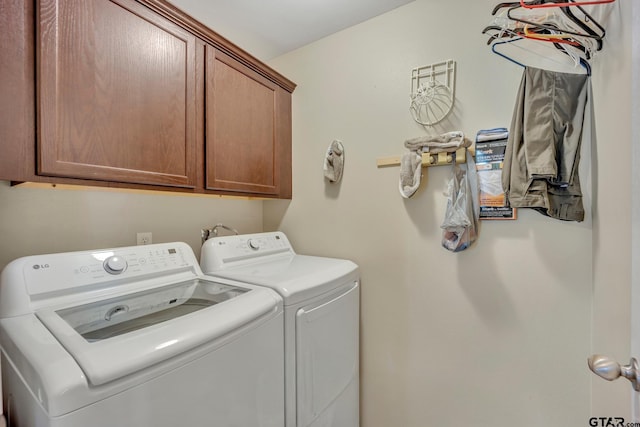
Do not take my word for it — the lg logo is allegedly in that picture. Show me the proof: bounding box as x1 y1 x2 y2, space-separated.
32 264 50 270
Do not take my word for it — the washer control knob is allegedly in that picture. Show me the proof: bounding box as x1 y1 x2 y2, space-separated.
247 239 260 250
104 255 127 275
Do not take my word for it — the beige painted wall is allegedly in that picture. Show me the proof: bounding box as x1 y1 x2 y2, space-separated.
589 0 633 420
264 0 632 425
633 1 640 420
0 182 263 270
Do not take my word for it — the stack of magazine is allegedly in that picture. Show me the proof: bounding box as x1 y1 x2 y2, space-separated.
475 128 516 220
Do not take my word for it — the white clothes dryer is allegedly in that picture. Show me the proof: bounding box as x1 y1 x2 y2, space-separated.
200 231 360 427
0 242 284 427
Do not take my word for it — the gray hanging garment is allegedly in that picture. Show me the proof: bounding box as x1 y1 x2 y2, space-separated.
502 66 590 222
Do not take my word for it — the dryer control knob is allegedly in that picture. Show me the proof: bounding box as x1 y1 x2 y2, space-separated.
104 255 128 275
247 239 260 250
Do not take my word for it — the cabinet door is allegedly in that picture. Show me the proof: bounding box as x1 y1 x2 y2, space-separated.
205 47 292 197
0 0 35 182
38 0 198 188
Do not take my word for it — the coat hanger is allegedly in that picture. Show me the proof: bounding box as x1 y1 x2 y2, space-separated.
484 24 579 47
491 38 527 68
483 21 592 60
506 5 603 45
519 0 614 9
577 55 592 75
522 24 593 59
489 35 591 75
524 25 579 43
551 40 592 75
492 0 543 16
487 0 597 76
518 0 606 45
547 0 606 49
493 0 605 49
482 25 523 45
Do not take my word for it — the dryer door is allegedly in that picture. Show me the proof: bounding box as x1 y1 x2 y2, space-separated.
296 281 359 427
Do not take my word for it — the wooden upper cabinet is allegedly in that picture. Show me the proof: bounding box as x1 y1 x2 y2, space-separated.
205 47 292 197
37 0 198 188
0 0 295 196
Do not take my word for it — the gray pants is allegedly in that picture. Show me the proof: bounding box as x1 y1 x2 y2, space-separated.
502 67 590 222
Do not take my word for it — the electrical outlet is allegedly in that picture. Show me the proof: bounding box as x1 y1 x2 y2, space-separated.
137 232 152 245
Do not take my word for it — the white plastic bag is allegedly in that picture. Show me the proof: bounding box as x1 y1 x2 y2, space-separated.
441 153 480 252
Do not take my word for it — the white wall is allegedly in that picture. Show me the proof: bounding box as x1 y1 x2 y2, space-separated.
632 0 640 421
265 0 631 425
0 182 263 270
589 0 633 419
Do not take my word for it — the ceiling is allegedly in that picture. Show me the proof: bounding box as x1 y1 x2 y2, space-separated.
167 0 415 61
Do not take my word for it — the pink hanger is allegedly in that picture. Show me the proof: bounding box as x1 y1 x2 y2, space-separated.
519 0 614 9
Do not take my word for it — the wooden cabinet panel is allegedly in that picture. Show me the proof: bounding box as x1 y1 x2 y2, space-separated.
38 0 198 187
0 0 35 181
206 47 291 197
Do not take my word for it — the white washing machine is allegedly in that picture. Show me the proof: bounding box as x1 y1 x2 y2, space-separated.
0 242 284 427
200 232 360 427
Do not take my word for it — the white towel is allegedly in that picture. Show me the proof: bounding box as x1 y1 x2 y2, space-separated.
398 131 471 198
399 151 422 198
404 131 472 153
323 140 345 183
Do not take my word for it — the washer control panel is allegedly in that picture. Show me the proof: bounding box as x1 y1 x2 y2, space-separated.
23 242 194 298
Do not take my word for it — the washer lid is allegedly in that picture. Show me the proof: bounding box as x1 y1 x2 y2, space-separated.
209 254 359 305
36 277 279 386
